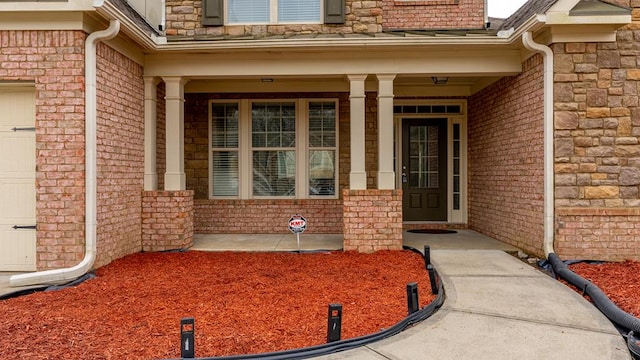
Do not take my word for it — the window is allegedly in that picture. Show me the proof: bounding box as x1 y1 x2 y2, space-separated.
227 0 321 24
251 102 296 196
308 102 336 196
211 103 239 197
209 99 338 199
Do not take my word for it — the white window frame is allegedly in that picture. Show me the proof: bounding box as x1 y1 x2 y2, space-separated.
208 98 339 200
224 0 323 25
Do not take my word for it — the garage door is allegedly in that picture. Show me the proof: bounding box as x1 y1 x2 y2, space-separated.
0 85 36 271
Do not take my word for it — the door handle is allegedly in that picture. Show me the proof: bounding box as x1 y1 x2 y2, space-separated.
402 173 407 183
12 225 36 230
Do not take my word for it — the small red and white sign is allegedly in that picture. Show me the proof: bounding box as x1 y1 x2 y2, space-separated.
288 215 307 234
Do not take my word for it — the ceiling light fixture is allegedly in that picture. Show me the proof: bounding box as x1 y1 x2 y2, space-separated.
431 77 448 85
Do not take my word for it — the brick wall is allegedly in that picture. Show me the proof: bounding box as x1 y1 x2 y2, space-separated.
0 31 146 270
468 54 545 256
183 91 380 233
382 0 485 30
556 208 640 261
195 199 342 233
94 43 145 268
342 189 403 252
165 0 382 38
0 30 87 270
142 190 194 250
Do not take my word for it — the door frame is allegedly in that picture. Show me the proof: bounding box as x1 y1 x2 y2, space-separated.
394 100 468 224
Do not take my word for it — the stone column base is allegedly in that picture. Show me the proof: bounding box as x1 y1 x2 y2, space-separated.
142 190 194 252
342 189 403 252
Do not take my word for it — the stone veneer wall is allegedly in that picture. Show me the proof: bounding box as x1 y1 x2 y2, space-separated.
94 42 145 268
165 0 382 37
142 190 194 251
342 189 403 252
468 54 545 256
552 8 640 260
164 0 485 37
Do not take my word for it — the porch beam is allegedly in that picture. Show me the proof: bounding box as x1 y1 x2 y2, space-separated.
376 74 396 190
163 76 187 191
145 50 523 78
143 76 159 191
348 74 368 190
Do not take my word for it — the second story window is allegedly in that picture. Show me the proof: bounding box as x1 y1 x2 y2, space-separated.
227 0 321 24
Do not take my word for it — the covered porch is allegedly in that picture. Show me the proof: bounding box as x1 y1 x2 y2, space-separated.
139 36 540 254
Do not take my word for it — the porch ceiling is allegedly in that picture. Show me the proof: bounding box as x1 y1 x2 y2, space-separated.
146 48 521 96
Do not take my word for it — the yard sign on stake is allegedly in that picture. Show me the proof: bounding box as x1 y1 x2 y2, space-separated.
288 214 307 253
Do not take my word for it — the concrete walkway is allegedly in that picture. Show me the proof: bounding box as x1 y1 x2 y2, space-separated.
0 230 632 359
316 249 630 359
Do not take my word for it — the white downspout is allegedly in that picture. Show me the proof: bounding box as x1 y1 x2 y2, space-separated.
522 31 555 257
10 20 121 287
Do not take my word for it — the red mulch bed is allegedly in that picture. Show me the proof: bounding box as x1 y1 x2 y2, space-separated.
569 260 640 317
0 250 435 359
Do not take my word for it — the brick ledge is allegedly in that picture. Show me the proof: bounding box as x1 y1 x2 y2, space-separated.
556 207 640 216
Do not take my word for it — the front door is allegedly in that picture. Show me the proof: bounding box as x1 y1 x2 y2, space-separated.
402 118 447 221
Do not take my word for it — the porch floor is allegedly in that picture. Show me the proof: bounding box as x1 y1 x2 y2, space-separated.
191 229 519 253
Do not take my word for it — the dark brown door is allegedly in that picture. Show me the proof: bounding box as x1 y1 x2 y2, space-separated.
402 119 447 221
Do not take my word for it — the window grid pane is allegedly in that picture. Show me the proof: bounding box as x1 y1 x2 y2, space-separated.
278 0 321 22
308 102 336 147
252 102 296 148
211 103 239 148
228 0 269 23
409 125 439 189
253 150 296 196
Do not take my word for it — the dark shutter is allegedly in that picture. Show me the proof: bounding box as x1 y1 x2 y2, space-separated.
324 0 345 24
202 0 223 26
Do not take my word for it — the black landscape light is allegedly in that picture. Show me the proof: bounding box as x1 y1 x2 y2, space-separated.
327 304 343 343
424 245 431 267
407 282 419 314
180 317 195 358
427 264 439 295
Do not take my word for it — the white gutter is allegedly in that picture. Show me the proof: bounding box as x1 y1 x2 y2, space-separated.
522 31 555 257
10 19 121 287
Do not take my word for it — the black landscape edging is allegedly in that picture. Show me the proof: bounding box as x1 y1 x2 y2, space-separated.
172 246 445 360
546 253 640 359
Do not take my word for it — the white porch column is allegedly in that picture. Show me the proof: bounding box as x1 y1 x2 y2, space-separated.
143 76 159 191
377 74 396 189
348 74 368 190
163 76 187 191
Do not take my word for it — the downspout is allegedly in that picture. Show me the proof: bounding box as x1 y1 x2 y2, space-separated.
522 31 555 257
10 20 121 287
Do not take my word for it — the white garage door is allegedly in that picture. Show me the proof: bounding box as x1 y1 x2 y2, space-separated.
0 85 36 271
